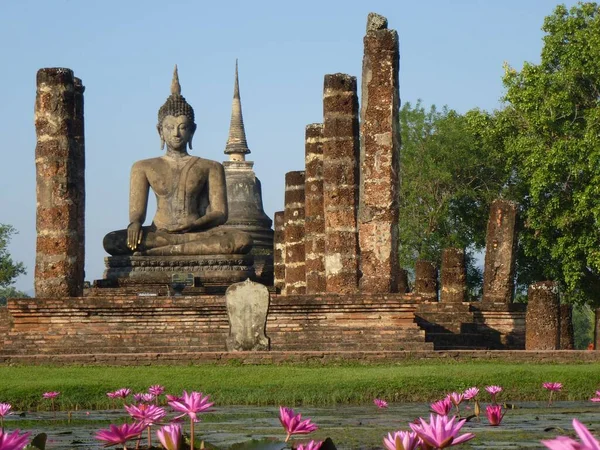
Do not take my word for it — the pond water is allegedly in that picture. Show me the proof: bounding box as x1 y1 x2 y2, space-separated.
5 401 598 449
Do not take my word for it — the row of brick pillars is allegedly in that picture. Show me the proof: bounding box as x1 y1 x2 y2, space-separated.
275 14 401 295
412 199 518 303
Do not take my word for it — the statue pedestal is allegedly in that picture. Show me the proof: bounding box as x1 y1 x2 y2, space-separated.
102 254 255 288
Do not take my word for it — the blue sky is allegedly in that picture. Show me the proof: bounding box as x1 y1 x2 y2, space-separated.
0 0 581 292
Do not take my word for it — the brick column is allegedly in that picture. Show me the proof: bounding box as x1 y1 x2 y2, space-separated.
414 260 437 301
526 281 560 350
34 68 84 297
305 124 326 294
284 171 306 295
482 199 518 303
559 304 574 350
440 248 466 303
358 13 400 293
397 268 409 294
322 74 360 294
273 211 286 294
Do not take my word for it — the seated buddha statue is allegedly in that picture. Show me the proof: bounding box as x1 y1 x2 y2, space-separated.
103 67 252 256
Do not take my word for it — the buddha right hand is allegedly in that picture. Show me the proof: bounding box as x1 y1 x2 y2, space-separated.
127 222 143 251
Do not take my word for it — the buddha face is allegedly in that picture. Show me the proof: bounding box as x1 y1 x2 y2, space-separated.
159 115 195 151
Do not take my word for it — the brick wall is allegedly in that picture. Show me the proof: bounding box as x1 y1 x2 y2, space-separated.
0 294 433 354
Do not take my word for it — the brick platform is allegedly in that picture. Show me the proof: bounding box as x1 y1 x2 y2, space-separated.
0 293 433 355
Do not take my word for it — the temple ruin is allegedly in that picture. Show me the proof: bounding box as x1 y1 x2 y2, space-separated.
0 12 586 361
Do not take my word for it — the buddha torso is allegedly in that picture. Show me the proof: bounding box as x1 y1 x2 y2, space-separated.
134 155 213 232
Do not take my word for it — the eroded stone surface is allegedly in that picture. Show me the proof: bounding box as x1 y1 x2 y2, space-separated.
482 199 518 303
35 67 84 298
322 74 360 294
440 248 466 303
225 279 270 351
284 171 306 295
359 14 400 293
414 260 437 301
526 281 559 350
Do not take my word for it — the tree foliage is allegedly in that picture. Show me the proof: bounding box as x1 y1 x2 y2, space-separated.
501 2 600 304
398 102 508 293
0 224 25 289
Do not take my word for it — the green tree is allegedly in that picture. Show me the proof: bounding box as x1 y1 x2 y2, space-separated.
0 224 25 288
0 224 27 304
501 2 600 305
398 101 508 294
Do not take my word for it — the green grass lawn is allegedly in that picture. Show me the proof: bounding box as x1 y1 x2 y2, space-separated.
5 360 600 410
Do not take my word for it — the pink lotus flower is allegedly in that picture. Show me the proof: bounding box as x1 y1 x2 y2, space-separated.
95 423 146 449
410 414 476 449
430 397 453 416
542 418 600 449
296 440 323 450
156 424 182 450
42 391 60 399
165 394 183 403
463 387 479 400
485 385 503 403
133 393 155 404
169 391 214 450
544 382 563 406
107 391 119 399
449 392 464 406
279 406 318 442
383 430 420 450
0 403 12 418
0 429 30 450
486 404 504 426
168 391 213 423
591 397 600 403
543 382 563 392
124 404 166 426
114 388 131 399
148 385 165 396
374 398 388 409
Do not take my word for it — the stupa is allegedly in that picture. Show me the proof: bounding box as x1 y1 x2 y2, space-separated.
221 62 274 284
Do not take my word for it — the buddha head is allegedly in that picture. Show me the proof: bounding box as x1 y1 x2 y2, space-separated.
157 66 197 151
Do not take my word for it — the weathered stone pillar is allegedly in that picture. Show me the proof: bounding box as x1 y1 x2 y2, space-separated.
358 12 400 293
273 211 286 294
559 304 574 350
397 268 409 294
482 199 518 303
526 281 560 350
440 248 466 303
35 68 84 297
304 124 326 294
414 260 437 301
322 74 360 294
283 171 306 295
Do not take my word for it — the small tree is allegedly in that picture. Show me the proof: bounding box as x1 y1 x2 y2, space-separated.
0 224 27 303
502 2 600 305
398 101 508 295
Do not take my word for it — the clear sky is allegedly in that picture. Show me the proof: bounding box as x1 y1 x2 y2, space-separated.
0 0 581 292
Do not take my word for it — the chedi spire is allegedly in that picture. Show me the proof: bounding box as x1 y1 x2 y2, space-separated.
224 60 251 161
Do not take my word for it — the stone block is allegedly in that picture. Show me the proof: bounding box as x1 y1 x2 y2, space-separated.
526 281 560 350
440 248 467 303
559 304 574 350
225 279 270 351
482 199 518 303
